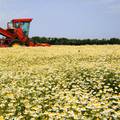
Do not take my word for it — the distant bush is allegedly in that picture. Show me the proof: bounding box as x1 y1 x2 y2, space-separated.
31 37 120 45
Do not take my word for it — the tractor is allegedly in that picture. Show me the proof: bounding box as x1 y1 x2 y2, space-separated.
0 18 50 47
0 18 33 47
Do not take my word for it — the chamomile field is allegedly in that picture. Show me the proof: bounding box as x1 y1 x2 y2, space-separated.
0 45 119 120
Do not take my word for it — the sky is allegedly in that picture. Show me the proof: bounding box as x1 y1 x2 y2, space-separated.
0 0 120 39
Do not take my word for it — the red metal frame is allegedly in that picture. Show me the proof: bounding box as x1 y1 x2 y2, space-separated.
0 27 16 39
12 18 32 23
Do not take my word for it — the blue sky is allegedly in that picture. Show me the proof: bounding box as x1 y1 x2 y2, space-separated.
0 0 120 38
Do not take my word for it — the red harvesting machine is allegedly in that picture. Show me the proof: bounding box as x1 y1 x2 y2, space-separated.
0 18 50 47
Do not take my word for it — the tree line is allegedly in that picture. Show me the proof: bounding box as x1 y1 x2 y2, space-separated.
31 36 120 45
